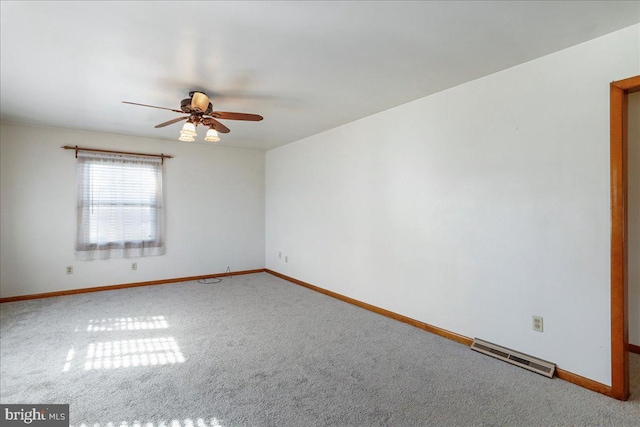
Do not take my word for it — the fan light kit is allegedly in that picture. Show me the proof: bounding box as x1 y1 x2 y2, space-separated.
123 91 263 143
205 128 220 142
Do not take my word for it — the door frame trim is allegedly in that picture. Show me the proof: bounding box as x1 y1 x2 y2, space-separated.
610 75 640 400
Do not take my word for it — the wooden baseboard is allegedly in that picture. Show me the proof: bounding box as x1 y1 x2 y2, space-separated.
555 368 612 396
265 269 617 398
266 269 472 346
630 344 640 354
0 268 267 303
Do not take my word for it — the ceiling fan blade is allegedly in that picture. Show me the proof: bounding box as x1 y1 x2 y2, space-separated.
210 112 263 121
154 116 189 128
122 101 183 113
202 117 231 134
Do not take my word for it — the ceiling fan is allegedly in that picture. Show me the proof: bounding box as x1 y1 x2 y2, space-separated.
122 91 263 142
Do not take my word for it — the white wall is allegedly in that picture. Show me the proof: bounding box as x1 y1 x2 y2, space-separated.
265 25 640 385
0 122 265 298
629 92 640 347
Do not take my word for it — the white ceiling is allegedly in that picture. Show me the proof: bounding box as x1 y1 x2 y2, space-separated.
1 1 638 151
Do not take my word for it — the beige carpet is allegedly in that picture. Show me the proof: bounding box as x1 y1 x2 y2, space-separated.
1 272 639 426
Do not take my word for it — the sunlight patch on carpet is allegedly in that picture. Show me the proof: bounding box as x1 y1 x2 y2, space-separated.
85 316 169 332
63 315 185 372
82 337 185 370
62 347 76 372
72 417 224 427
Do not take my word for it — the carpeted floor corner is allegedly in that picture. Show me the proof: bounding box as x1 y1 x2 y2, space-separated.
1 272 639 426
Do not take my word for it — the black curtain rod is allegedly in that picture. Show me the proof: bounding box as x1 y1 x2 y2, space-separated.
61 145 173 164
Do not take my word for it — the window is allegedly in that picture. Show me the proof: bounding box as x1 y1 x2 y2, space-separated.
76 151 165 260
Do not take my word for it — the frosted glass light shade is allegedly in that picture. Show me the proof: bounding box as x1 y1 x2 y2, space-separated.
205 128 220 142
179 134 195 142
180 121 197 137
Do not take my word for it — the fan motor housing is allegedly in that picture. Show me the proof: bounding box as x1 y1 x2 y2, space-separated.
180 98 212 114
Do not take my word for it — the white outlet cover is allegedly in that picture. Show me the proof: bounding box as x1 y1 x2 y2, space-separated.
532 315 544 332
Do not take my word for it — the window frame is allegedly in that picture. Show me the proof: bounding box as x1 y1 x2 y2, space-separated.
75 151 165 260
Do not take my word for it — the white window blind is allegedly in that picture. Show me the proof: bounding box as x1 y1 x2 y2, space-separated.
76 151 165 260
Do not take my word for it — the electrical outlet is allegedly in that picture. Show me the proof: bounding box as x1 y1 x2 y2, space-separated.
532 315 543 332
285 255 288 263
279 251 282 259
66 266 73 274
131 262 137 271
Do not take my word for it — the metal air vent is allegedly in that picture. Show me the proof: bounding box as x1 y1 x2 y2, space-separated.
470 338 556 378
